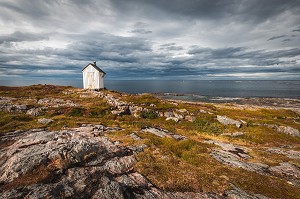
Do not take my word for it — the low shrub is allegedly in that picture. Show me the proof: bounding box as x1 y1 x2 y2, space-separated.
193 118 223 135
140 110 158 119
69 107 84 117
89 107 109 118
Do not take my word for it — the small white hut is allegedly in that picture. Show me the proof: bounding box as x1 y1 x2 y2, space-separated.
82 62 106 89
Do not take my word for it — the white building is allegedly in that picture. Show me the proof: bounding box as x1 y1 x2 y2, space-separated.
82 62 106 89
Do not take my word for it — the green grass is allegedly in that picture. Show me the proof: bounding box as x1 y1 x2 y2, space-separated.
192 118 224 135
0 112 37 133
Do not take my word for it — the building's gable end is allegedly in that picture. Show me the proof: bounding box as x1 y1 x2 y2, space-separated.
82 63 106 75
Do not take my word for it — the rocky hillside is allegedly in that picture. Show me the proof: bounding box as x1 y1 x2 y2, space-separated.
0 85 300 198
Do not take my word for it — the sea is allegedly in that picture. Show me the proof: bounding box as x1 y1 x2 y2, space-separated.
105 80 300 102
1 80 300 102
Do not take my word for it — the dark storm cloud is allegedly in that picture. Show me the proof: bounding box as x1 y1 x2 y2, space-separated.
2 29 299 79
160 43 184 51
188 46 300 66
110 0 300 23
0 1 49 20
268 35 286 41
130 29 152 34
58 32 153 63
282 39 291 42
292 28 300 32
0 0 300 81
0 31 49 44
129 22 152 34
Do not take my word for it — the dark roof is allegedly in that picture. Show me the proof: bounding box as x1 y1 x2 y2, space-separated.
82 63 106 75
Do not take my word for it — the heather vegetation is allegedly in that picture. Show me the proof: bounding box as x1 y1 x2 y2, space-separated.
0 85 300 198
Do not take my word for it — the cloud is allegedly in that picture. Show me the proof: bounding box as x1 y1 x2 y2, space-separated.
110 0 300 23
130 22 152 34
159 43 184 51
268 35 286 41
282 38 292 42
130 29 152 34
292 28 300 32
188 46 300 66
0 0 300 82
0 31 49 44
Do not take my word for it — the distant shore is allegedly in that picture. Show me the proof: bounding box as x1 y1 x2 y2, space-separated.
155 93 300 113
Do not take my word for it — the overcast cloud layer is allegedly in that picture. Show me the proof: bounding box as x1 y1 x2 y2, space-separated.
0 0 300 83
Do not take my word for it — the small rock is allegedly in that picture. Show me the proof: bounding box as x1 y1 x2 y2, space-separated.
105 126 123 132
199 109 208 114
37 118 53 125
240 119 248 126
231 132 244 137
262 123 278 129
185 115 196 122
164 111 174 118
169 102 178 106
222 132 245 137
205 140 251 159
111 106 131 115
0 103 27 113
130 133 142 141
217 115 242 128
38 98 77 107
178 109 188 113
166 117 179 123
266 148 300 159
26 107 42 116
129 106 143 118
128 144 149 152
277 126 300 137
173 112 184 119
211 149 268 175
158 112 164 117
226 185 270 199
141 127 187 140
269 162 300 185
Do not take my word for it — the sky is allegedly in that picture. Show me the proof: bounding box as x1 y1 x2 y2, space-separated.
0 0 300 84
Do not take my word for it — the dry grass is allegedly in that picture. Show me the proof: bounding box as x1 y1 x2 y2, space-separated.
1 85 300 198
0 164 55 191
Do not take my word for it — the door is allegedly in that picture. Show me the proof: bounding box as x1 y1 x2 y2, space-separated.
87 72 95 89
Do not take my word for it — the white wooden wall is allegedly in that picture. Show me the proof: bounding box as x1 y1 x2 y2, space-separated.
82 64 104 89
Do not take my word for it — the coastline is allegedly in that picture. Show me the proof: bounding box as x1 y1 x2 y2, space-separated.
155 93 300 113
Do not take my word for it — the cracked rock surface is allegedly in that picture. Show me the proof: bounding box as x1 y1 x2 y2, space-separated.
0 125 219 199
0 126 148 198
217 115 242 128
140 126 187 140
207 140 300 186
1 125 269 199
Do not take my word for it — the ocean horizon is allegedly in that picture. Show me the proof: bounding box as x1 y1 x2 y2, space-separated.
1 80 300 99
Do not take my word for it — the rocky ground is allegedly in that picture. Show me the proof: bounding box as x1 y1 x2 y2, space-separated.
1 125 266 199
0 85 300 198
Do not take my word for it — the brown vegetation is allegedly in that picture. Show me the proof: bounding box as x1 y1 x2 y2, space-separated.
0 84 300 198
